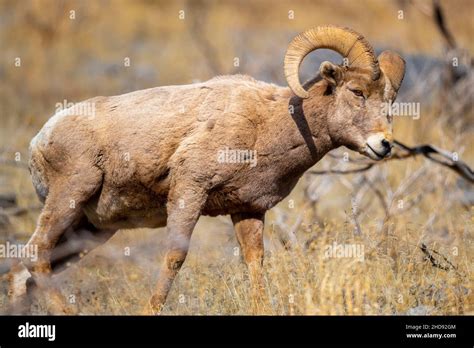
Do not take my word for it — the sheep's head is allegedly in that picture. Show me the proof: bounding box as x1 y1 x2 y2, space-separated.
284 26 405 160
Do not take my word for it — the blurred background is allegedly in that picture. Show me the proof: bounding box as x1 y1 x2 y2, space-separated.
0 0 473 315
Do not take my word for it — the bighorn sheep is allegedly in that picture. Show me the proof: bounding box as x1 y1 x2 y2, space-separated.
8 25 405 314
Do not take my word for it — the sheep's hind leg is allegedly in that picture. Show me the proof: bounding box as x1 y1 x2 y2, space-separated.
8 170 102 314
50 217 117 274
31 220 116 314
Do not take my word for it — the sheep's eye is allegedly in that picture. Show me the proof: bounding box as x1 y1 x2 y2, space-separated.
350 89 364 98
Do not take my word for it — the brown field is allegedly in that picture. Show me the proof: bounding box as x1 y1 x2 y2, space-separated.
0 0 473 315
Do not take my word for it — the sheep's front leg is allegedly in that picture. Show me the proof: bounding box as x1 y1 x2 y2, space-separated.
231 212 265 312
145 183 207 315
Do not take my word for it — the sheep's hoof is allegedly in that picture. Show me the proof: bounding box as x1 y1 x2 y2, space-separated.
6 295 31 315
8 263 31 299
141 296 164 315
45 289 78 315
141 305 161 315
6 263 33 314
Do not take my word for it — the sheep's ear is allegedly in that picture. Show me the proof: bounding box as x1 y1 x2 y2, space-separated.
319 61 344 87
378 50 405 94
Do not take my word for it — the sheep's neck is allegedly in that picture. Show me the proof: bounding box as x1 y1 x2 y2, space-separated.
257 86 336 178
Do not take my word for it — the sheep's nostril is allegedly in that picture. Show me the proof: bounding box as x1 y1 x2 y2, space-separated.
381 139 390 149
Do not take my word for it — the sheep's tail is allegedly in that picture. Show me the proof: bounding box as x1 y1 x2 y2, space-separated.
29 139 49 204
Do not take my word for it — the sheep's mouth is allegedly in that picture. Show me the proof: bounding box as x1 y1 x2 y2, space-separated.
366 144 385 160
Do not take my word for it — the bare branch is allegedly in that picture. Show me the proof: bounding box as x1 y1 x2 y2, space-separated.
394 140 474 183
432 0 457 50
1 205 43 216
0 159 29 169
419 243 459 274
311 163 374 175
310 140 474 183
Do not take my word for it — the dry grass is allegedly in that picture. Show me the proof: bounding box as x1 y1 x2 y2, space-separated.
21 215 473 315
0 0 473 315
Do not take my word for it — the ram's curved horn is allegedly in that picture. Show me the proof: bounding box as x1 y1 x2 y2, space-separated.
284 25 380 98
